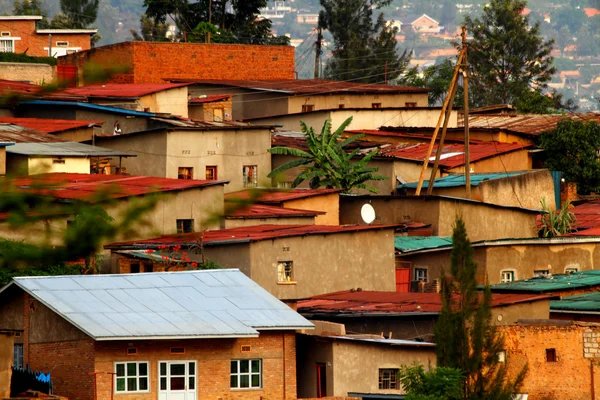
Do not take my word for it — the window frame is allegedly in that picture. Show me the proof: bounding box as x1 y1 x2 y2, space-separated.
243 165 258 188
0 39 15 53
413 267 428 282
378 368 399 390
230 359 262 390
277 261 295 284
114 361 150 393
565 267 579 274
534 270 550 278
546 348 557 362
176 219 194 234
205 165 218 180
500 270 516 283
372 103 382 109
56 41 69 47
301 104 314 112
178 167 193 180
13 343 23 369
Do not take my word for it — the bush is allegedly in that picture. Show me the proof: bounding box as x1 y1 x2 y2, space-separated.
0 52 57 66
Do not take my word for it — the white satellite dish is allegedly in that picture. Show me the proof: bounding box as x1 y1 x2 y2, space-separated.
361 203 376 224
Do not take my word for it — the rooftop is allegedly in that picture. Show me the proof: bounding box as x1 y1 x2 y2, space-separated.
0 79 41 96
225 203 324 219
0 15 43 20
569 200 600 232
0 123 68 143
490 271 600 294
106 224 397 249
394 236 452 253
398 172 525 190
225 188 343 204
190 79 431 95
298 290 553 316
36 28 97 34
19 100 156 117
461 113 600 136
346 129 468 144
6 142 136 158
1 270 313 340
551 292 600 313
56 83 190 99
272 131 381 151
3 173 226 201
0 117 103 134
188 94 231 104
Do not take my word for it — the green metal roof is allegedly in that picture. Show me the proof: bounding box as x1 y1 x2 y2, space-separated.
551 292 600 312
394 236 452 253
398 172 523 189
491 271 600 293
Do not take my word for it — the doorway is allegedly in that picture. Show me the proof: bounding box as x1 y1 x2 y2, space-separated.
158 361 197 400
316 363 326 398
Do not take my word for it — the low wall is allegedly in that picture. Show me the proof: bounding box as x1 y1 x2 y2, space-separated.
0 62 54 85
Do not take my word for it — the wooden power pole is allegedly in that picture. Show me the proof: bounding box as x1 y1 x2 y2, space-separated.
462 26 471 199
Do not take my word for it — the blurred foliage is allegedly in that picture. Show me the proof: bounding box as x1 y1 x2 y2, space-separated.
398 364 463 400
0 52 57 65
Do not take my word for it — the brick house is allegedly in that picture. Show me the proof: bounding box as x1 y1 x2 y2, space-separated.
0 16 96 57
0 270 313 400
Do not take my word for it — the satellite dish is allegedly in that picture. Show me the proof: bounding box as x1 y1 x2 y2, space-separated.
361 203 376 224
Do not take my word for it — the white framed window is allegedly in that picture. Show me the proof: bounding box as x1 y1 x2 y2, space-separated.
565 266 579 274
115 361 149 393
159 361 196 394
501 270 515 283
1 32 10 37
277 261 294 283
414 268 428 282
56 41 69 47
534 270 550 278
230 359 262 389
0 39 14 53
243 165 258 188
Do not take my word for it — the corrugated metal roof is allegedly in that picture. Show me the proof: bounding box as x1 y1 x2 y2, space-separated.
4 270 313 340
0 79 41 96
0 117 103 133
550 292 600 312
225 204 324 219
462 113 600 136
569 200 600 231
491 271 600 293
4 173 226 201
189 94 231 104
225 188 342 204
106 224 398 249
0 15 42 20
6 142 136 157
377 142 531 168
192 79 430 94
297 290 553 316
327 335 435 347
0 124 68 143
19 101 156 117
36 28 97 33
272 132 381 151
394 236 452 253
56 83 190 99
398 172 525 189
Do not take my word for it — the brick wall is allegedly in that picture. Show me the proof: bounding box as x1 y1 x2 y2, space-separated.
93 331 297 400
0 62 54 84
500 322 600 400
58 41 295 84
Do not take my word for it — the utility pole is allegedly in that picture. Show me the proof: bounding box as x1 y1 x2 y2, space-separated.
314 27 322 79
48 34 52 57
384 62 388 84
462 26 471 199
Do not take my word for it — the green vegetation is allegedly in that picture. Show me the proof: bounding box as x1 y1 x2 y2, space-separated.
0 52 57 66
398 364 463 400
268 117 387 193
539 198 575 238
435 217 527 399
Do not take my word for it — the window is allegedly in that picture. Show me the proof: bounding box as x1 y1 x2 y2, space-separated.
372 103 382 109
405 102 417 108
338 104 345 109
501 270 515 283
1 32 10 37
176 219 194 234
565 267 579 274
205 166 218 180
243 165 258 188
170 347 185 354
130 263 140 273
534 270 550 278
115 362 149 393
56 41 69 47
178 167 193 180
13 344 23 369
497 350 506 362
0 39 14 53
230 359 261 389
414 268 428 282
277 261 294 283
546 348 557 362
378 368 399 390
301 104 314 112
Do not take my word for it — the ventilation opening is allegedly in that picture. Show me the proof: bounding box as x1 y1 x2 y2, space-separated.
170 347 185 354
127 347 138 355
241 345 251 352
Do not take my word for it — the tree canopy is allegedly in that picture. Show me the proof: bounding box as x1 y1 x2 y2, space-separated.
540 119 600 194
56 0 100 28
463 0 556 106
13 0 50 27
319 0 411 83
398 364 463 400
267 117 387 194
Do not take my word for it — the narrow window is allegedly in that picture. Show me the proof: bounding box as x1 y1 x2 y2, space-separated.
501 270 515 283
497 350 506 362
176 219 194 234
277 261 294 283
115 362 149 392
13 344 23 369
405 102 417 108
546 348 557 362
0 40 14 53
301 104 314 112
230 359 262 389
565 267 579 274
178 167 193 180
56 41 69 47
243 165 258 188
205 166 218 180
414 268 428 282
534 270 550 278
170 347 185 354
338 104 345 109
378 368 399 389
372 103 382 109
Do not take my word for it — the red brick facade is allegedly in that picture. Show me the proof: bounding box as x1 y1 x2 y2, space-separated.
0 18 93 57
57 41 295 84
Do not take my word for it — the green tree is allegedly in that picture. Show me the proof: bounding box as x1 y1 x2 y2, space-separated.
267 117 387 193
514 88 577 114
13 0 50 27
319 0 411 83
401 57 463 106
435 217 527 399
54 0 99 28
398 364 463 400
540 119 600 194
463 0 556 106
130 14 170 41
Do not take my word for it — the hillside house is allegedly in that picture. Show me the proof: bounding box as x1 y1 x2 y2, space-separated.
106 224 398 301
187 80 431 120
93 122 272 193
188 94 232 121
399 14 442 34
0 16 96 57
0 270 312 400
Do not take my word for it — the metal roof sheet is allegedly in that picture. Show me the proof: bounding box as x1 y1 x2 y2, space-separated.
225 204 324 219
6 142 136 157
225 188 342 204
19 101 156 117
462 113 600 136
0 118 103 133
327 335 436 347
569 200 600 231
550 292 600 312
189 94 231 104
36 29 97 33
0 79 41 96
4 269 313 340
0 124 68 143
0 15 42 20
491 271 600 293
57 83 190 99
398 172 525 189
394 236 452 253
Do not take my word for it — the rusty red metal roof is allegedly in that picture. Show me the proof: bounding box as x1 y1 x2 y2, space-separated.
567 200 600 232
0 124 68 143
3 173 226 202
272 132 381 151
377 141 531 168
348 129 470 144
462 113 600 136
192 79 430 94
0 79 42 96
225 188 343 204
297 290 554 316
106 224 398 249
188 94 231 104
0 118 103 133
225 204 325 219
54 83 190 99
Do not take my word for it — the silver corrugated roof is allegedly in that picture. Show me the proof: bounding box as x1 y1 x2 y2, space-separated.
6 269 313 340
6 142 136 157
